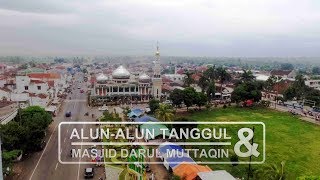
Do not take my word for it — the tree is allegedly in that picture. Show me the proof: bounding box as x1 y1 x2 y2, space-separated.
169 89 184 107
0 106 52 153
203 66 216 81
231 81 262 103
155 104 174 122
183 71 194 87
265 75 278 92
280 63 294 70
0 121 27 151
240 69 255 83
206 82 216 100
255 161 286 180
194 92 208 109
18 106 52 130
283 74 307 100
148 99 160 113
312 66 320 75
197 75 209 93
183 87 197 110
216 67 231 99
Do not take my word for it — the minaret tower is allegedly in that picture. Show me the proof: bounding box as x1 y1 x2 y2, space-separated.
152 42 162 100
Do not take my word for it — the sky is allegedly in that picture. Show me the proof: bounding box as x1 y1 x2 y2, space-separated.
1 0 320 57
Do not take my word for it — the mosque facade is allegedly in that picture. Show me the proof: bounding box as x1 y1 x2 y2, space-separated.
90 46 162 105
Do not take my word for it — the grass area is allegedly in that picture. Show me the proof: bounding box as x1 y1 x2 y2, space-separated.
185 107 320 179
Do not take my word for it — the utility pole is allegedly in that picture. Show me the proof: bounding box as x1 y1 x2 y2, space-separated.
247 126 255 180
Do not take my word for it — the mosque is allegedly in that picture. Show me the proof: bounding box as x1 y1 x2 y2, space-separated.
90 46 163 105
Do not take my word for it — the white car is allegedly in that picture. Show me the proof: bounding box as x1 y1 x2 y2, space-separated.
98 105 108 111
77 86 81 89
163 100 172 105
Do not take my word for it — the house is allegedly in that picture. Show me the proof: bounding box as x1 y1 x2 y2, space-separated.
0 87 11 100
0 63 7 73
262 79 294 101
270 70 296 79
16 76 49 95
305 79 320 90
197 170 236 180
173 164 212 180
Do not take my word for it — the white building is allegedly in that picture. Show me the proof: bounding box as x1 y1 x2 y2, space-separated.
305 79 320 90
90 45 164 105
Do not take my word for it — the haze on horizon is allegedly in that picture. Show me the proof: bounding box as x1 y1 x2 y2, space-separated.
1 0 320 57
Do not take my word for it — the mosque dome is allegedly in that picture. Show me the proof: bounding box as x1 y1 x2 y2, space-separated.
112 65 130 79
96 73 108 82
139 73 151 82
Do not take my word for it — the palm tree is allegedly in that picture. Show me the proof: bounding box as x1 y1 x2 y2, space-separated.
240 69 255 83
203 66 217 81
255 161 286 180
216 67 231 99
155 104 174 122
197 75 209 93
183 71 194 87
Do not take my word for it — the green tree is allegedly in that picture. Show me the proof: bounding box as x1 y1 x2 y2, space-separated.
280 63 294 70
183 71 194 87
0 121 27 151
183 87 197 110
16 106 52 152
155 104 174 122
312 66 320 75
169 89 184 107
197 75 209 93
231 81 262 103
265 75 278 92
203 66 217 81
216 67 231 99
240 69 255 83
194 92 208 109
206 82 216 100
148 99 160 113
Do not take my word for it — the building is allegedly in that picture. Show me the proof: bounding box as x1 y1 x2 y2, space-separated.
152 44 162 100
270 70 296 79
90 45 164 105
305 79 320 90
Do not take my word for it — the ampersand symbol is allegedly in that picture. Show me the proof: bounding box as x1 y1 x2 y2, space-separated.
234 128 260 158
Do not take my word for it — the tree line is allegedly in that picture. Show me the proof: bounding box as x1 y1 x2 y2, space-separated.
0 106 52 173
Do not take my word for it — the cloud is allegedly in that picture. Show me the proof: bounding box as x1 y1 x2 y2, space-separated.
0 0 320 56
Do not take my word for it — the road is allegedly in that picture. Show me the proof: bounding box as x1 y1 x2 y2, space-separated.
9 73 105 180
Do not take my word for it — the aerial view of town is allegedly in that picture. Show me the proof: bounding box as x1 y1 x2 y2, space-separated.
1 1 320 180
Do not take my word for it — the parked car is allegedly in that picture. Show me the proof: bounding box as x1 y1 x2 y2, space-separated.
65 111 72 117
84 168 94 178
78 86 81 89
163 100 172 105
98 105 108 111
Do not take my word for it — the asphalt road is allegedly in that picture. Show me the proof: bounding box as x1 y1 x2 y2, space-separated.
10 73 104 180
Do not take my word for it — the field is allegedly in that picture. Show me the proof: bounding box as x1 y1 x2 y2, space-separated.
185 107 320 179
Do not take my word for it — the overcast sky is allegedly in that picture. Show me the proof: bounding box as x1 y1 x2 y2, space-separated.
1 0 320 57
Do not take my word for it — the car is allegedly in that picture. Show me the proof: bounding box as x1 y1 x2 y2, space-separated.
98 105 108 111
65 111 72 117
78 86 81 89
163 100 172 105
84 168 94 178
